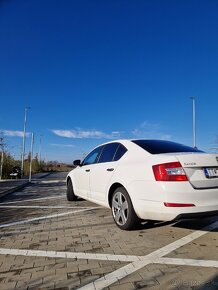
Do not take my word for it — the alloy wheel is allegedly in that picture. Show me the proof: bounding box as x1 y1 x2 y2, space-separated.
112 191 129 226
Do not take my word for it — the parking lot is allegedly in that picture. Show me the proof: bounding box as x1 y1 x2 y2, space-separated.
0 172 217 290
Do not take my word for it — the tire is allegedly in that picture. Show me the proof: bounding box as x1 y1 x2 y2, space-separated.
111 187 139 230
67 178 77 201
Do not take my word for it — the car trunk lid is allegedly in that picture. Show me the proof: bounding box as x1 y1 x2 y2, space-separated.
175 153 218 189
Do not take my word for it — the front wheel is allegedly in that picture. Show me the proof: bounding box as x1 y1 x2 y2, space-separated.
66 178 77 201
111 187 139 230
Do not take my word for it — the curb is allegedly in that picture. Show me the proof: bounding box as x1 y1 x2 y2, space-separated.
37 172 52 179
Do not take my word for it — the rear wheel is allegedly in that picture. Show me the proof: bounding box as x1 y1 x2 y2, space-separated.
67 178 77 201
111 187 139 230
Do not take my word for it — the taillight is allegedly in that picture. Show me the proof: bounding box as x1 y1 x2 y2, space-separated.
164 202 195 207
152 162 188 181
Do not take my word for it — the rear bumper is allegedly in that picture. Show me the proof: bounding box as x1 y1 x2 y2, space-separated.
127 180 218 221
134 204 218 221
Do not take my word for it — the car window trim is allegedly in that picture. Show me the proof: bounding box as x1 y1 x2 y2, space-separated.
112 143 122 161
83 143 128 165
113 143 128 161
112 143 120 161
95 145 105 164
97 143 120 164
82 145 104 166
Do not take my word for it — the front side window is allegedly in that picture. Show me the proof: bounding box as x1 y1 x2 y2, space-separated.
98 143 120 163
82 146 103 166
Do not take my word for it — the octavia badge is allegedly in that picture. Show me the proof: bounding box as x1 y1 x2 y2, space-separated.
216 157 218 162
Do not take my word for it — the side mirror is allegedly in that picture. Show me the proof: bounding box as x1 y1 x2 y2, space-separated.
73 159 81 166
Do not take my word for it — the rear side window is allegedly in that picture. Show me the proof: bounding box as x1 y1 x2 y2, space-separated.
98 143 120 163
132 140 204 154
114 144 127 161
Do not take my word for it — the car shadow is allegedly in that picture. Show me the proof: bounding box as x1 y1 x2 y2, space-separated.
133 216 218 232
132 220 174 231
172 216 218 232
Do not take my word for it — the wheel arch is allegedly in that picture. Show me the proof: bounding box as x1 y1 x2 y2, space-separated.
108 182 125 208
66 176 71 184
66 175 75 188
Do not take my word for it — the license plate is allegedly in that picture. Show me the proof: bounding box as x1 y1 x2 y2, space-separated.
204 168 218 178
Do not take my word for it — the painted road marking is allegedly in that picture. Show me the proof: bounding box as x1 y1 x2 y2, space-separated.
0 196 64 204
33 180 64 183
0 205 98 209
159 257 218 268
0 207 99 228
78 220 218 290
0 248 141 262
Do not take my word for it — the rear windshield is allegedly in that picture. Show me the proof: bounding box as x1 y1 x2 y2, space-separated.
132 140 204 154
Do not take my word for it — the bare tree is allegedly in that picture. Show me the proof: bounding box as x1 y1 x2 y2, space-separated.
0 133 4 148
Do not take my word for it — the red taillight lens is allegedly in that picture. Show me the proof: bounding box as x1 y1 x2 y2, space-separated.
164 202 195 207
152 162 188 181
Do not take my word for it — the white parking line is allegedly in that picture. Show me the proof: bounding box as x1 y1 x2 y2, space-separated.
33 180 64 183
0 205 96 209
78 220 218 290
0 207 99 228
0 196 64 204
0 248 141 262
159 257 218 268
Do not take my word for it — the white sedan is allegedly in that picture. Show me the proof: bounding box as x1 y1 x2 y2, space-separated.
66 140 218 230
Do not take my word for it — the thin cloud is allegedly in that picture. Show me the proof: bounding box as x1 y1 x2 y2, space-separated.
140 121 160 130
132 121 172 140
132 129 172 140
51 129 121 139
0 130 30 138
50 143 75 148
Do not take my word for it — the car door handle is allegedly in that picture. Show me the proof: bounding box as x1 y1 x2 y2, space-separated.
85 169 90 172
107 168 114 172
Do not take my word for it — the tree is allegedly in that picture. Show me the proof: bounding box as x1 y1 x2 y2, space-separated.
0 132 20 179
32 154 41 173
0 131 7 151
1 152 20 179
23 153 45 176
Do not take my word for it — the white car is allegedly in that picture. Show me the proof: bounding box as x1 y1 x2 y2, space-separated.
66 140 218 230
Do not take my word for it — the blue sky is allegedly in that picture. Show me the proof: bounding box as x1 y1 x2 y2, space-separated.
0 0 218 163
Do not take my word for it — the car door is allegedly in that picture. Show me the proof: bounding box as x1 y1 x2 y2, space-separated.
89 143 121 202
73 146 103 198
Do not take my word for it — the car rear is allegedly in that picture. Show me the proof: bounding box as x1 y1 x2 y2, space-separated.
130 140 218 221
152 153 218 219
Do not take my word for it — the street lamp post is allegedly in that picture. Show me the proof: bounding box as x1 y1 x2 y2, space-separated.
39 134 42 164
29 132 34 182
21 107 30 176
0 151 4 180
190 97 197 148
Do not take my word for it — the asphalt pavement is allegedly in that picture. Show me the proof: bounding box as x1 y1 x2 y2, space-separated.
0 172 52 198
